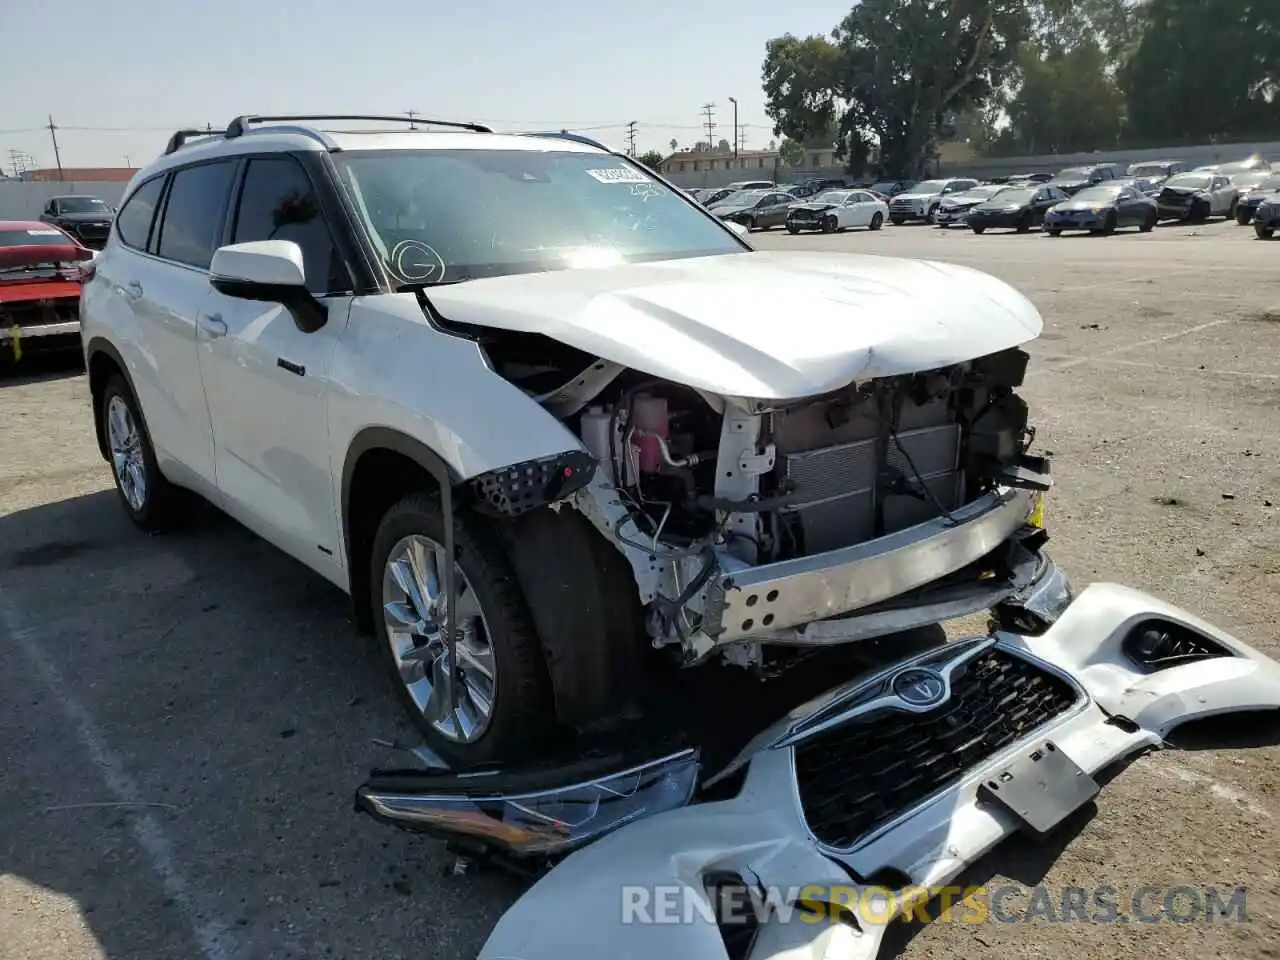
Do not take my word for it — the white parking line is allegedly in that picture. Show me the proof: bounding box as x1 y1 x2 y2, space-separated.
0 592 238 960
1087 357 1280 380
1051 317 1237 370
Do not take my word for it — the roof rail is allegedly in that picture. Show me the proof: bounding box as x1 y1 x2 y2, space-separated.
519 130 614 153
224 114 493 140
164 128 219 155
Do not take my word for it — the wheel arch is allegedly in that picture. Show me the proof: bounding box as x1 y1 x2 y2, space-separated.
341 428 461 633
86 337 143 462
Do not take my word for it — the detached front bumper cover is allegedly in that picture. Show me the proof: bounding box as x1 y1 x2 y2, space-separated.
465 582 1280 960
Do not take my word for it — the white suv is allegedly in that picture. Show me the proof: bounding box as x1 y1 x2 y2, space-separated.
888 177 982 224
81 115 1068 766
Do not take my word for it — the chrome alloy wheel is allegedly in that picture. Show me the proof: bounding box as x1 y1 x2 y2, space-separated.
381 534 496 742
106 394 148 512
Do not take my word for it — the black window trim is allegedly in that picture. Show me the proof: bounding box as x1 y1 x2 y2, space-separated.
150 156 242 271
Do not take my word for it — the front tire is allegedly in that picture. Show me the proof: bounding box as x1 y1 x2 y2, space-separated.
1257 223 1275 239
890 216 905 225
1236 206 1252 225
101 374 183 530
1101 211 1117 235
370 492 550 766
971 225 986 234
821 215 837 233
1140 211 1156 232
786 223 799 234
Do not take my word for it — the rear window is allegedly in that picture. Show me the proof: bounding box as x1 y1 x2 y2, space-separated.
0 228 71 247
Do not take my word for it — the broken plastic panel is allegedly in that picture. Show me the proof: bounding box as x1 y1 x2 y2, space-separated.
356 748 699 857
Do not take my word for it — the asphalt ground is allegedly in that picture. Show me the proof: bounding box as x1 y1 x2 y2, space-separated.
2 216 1279 959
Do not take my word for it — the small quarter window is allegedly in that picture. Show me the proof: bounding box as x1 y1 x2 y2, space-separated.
114 176 166 251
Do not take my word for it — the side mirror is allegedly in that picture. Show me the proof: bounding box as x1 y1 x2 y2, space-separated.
726 221 749 237
209 240 327 333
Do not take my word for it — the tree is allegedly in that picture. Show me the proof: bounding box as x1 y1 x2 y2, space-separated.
763 1 1033 177
778 138 806 167
716 138 732 152
636 149 665 172
1122 0 1280 144
1000 39 1124 154
669 138 678 152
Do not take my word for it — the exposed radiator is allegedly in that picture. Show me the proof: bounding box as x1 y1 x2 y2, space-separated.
780 423 963 553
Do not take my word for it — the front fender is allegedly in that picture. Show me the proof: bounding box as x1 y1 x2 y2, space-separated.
329 293 586 483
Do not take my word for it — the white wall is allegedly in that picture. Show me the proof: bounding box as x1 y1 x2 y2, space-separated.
0 181 130 220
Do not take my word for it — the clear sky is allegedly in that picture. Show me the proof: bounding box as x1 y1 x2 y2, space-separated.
0 0 849 173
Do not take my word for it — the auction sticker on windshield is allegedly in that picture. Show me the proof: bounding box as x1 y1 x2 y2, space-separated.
587 168 652 184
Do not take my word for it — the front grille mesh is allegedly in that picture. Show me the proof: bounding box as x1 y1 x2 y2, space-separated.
794 649 1079 849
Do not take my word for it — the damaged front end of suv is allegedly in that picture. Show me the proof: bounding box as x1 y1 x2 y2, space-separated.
358 583 1280 960
420 250 1069 735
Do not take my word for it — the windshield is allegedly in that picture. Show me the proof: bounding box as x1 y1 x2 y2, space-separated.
813 190 852 205
1052 167 1091 181
1128 163 1170 177
991 188 1036 204
961 185 1006 200
335 149 742 285
870 181 898 192
0 227 74 247
1218 160 1263 174
1072 185 1124 203
1165 174 1211 190
911 180 949 194
55 197 110 214
1255 174 1280 191
1233 171 1271 188
717 190 769 209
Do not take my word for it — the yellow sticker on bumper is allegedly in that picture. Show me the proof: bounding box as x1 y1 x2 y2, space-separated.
10 326 20 362
1028 493 1045 529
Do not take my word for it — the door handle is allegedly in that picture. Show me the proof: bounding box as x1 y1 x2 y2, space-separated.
124 280 143 301
200 313 228 339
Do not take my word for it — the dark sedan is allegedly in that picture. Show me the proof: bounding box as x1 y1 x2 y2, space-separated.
1155 172 1238 222
966 185 1070 234
1255 198 1280 239
1233 172 1280 225
37 195 115 249
1043 184 1158 235
711 189 796 231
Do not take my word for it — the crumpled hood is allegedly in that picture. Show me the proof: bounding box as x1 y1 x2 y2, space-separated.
425 251 1042 400
1055 198 1113 212
789 201 835 213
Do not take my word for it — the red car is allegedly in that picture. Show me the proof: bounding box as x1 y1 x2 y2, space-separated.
0 220 94 361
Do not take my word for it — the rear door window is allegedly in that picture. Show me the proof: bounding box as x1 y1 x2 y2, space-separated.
156 161 237 268
114 176 167 251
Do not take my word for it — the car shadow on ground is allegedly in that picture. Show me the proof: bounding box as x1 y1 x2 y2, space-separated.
0 350 85 387
0 490 522 958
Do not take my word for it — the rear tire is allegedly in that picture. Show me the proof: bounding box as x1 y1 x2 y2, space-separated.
1047 228 1062 237
369 493 551 766
971 225 986 234
1257 223 1275 239
1236 207 1252 225
100 374 184 531
1227 198 1238 221
1102 211 1116 235
869 212 884 231
786 224 799 234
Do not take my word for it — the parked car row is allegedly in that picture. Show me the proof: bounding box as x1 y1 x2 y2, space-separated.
684 153 1279 240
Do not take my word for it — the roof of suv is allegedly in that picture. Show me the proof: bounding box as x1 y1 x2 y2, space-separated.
133 118 610 187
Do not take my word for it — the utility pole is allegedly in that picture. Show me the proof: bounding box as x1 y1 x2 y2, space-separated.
407 109 419 130
700 103 716 152
727 97 738 159
625 120 637 156
47 115 64 181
